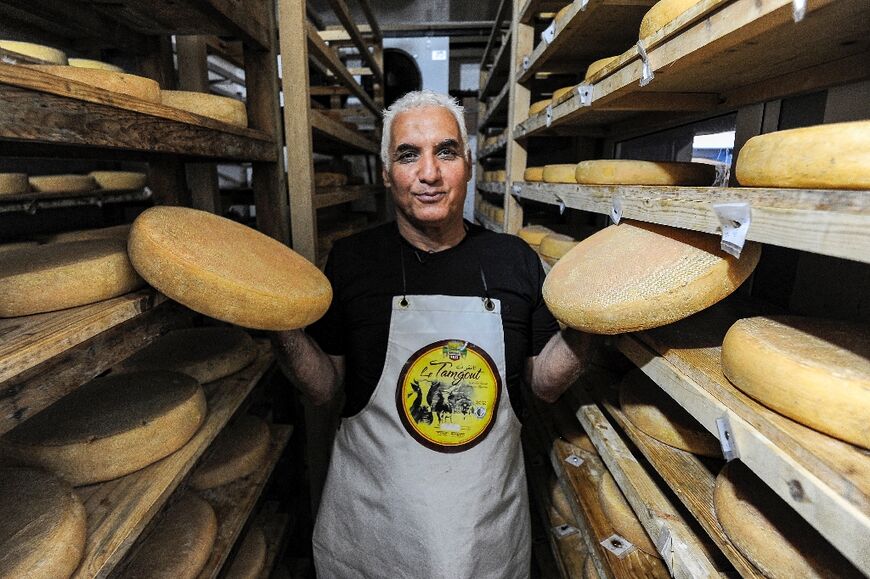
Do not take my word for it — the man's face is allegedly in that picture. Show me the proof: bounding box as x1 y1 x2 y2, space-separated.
383 106 471 230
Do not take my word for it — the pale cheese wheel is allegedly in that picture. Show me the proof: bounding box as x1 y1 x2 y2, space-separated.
128 206 332 330
639 0 701 39
117 326 257 384
0 241 38 253
0 467 87 579
529 99 552 116
47 224 132 244
482 171 492 182
68 58 124 72
599 472 659 557
554 4 572 26
523 166 545 182
483 135 498 148
224 526 267 579
544 221 761 334
619 369 721 457
28 174 97 194
539 233 578 265
493 170 507 182
0 40 66 64
722 316 870 448
161 90 248 127
549 476 574 523
493 206 505 223
0 173 29 196
585 56 619 80
714 461 862 579
517 225 554 249
125 492 218 579
0 239 145 318
735 121 870 190
1 371 206 485
190 415 270 490
543 164 578 183
583 556 600 579
314 172 348 188
575 160 716 186
552 85 575 102
24 65 160 103
89 171 147 191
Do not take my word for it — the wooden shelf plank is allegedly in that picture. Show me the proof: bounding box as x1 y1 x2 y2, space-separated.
325 0 383 81
478 132 508 159
474 210 504 233
480 0 511 70
0 188 152 214
356 0 383 43
310 108 379 154
479 79 511 130
314 184 383 209
617 303 870 574
519 0 567 24
73 344 274 579
480 29 512 99
477 181 506 195
511 181 870 264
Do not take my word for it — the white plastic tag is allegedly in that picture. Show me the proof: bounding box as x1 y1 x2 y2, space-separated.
542 21 557 44
579 0 590 10
792 0 807 22
601 534 634 557
522 55 531 70
545 105 553 127
636 40 654 86
512 183 522 195
712 201 751 258
554 194 566 215
575 84 593 107
716 415 739 461
1 55 16 65
564 454 584 467
610 196 623 224
551 524 579 538
656 528 674 561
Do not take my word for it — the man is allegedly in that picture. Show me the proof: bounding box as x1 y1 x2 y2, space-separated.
273 90 594 578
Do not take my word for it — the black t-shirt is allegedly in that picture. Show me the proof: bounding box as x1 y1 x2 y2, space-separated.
307 221 559 418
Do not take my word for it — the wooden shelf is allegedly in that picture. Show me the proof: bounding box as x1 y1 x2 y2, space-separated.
254 502 293 579
511 181 870 264
310 109 379 154
480 0 511 70
617 303 870 574
519 0 567 24
480 29 513 99
314 184 383 209
72 344 274 579
0 187 152 214
474 210 504 233
477 181 507 195
324 0 383 82
479 80 511 130
478 133 508 159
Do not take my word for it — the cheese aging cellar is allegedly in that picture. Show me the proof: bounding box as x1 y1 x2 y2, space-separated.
0 0 867 577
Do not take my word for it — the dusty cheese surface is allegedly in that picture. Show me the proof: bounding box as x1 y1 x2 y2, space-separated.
24 65 160 102
190 415 271 490
161 90 248 127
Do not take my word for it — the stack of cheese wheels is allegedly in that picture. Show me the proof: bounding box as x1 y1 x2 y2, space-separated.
117 326 258 384
314 172 348 188
544 221 761 334
543 164 578 183
735 120 870 189
575 160 716 186
0 371 206 485
517 225 554 251
128 206 332 330
161 90 248 127
523 166 545 181
539 233 578 266
24 65 160 103
125 492 218 579
714 461 861 578
224 525 267 579
189 415 271 490
619 369 721 457
585 56 619 81
28 174 98 194
599 472 659 557
67 58 124 72
0 173 29 196
639 0 701 39
0 40 67 64
46 224 131 244
0 239 144 317
530 99 552 116
0 467 87 579
89 171 147 191
722 316 870 448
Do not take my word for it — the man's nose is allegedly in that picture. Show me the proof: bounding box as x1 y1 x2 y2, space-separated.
417 153 440 183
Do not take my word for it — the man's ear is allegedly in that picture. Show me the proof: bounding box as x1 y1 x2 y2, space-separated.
465 151 473 183
382 164 391 188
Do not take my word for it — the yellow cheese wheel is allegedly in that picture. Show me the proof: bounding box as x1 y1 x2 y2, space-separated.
529 98 552 116
493 206 505 223
24 65 160 103
0 173 29 196
483 135 498 148
125 492 218 579
583 556 600 579
543 221 761 334
539 233 578 265
161 90 248 127
0 467 87 579
47 224 131 244
599 472 659 557
190 415 271 490
0 239 145 317
314 172 348 188
128 206 332 331
224 526 267 579
639 0 701 39
722 316 870 449
0 241 38 253
89 171 147 191
493 170 507 182
543 164 578 183
735 121 870 190
0 40 66 64
585 56 619 80
28 174 97 194
67 58 124 72
549 476 574 523
0 371 206 485
517 225 554 249
554 4 572 26
523 167 545 182
714 461 862 579
552 85 575 102
619 369 721 457
575 160 716 185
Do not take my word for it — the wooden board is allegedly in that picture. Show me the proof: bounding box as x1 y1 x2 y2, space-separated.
480 0 511 69
519 0 568 23
0 188 152 215
310 109 379 154
475 210 505 233
478 132 508 160
479 79 511 130
477 181 507 195
314 184 383 209
325 0 383 81
480 29 512 99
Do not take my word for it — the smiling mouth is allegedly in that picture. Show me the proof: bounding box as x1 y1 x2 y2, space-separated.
413 191 446 203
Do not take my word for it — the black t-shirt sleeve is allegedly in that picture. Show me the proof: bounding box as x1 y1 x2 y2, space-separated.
306 251 345 356
528 247 559 357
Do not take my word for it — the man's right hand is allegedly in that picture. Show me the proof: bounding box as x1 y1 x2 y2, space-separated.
271 330 345 405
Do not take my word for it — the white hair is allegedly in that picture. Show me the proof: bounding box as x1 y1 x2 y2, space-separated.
380 90 470 167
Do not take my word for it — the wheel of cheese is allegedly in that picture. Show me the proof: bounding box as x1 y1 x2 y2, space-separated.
549 476 574 523
543 164 578 183
599 472 659 557
125 492 217 579
639 0 701 39
0 467 87 579
529 99 552 116
553 85 575 102
0 239 145 318
0 371 206 485
493 206 505 223
28 174 97 194
47 224 131 244
583 556 600 579
714 461 861 578
128 206 332 330
0 241 38 253
543 221 761 334
722 316 870 448
575 160 716 186
585 56 619 80
224 526 267 579
314 172 348 188
24 65 160 103
117 327 258 384
619 369 721 457
88 171 147 191
517 225 554 250
68 58 124 72
0 173 29 196
493 170 507 182
523 166 545 182
0 40 66 64
735 121 870 190
161 90 248 127
190 415 271 490
539 233 578 265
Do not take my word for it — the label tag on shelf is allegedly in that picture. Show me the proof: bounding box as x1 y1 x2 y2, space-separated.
601 534 634 558
792 0 807 21
564 454 584 468
523 55 531 70
512 183 523 196
610 196 623 224
545 105 553 127
636 40 655 86
716 415 739 461
576 83 594 107
554 194 566 215
542 21 557 44
712 201 751 258
656 528 674 563
551 524 579 538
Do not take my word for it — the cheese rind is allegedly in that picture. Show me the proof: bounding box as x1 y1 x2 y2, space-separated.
575 160 716 186
599 472 659 557
585 56 619 80
89 171 147 191
314 172 348 188
0 40 67 64
28 174 97 194
639 0 701 39
552 85 575 102
539 233 578 265
583 556 599 579
543 164 578 183
529 99 552 116
224 525 267 579
0 173 29 196
190 415 271 490
523 167 545 182
46 224 131 244
517 225 554 250
161 90 248 127
24 65 160 103
67 58 124 72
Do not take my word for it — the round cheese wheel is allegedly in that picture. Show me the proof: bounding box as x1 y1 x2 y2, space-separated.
493 206 505 222
0 173 29 196
224 526 267 579
68 58 124 72
735 121 870 190
190 415 270 490
553 85 575 102
0 467 87 579
24 65 160 103
517 225 554 249
585 56 619 81
89 171 147 191
575 160 716 186
543 221 761 334
125 492 217 579
714 461 861 579
583 556 599 579
543 164 578 183
539 233 578 265
619 369 721 457
722 316 870 448
47 224 131 244
549 476 574 523
0 371 206 485
128 206 332 331
314 172 348 188
28 174 97 194
0 40 66 64
0 239 145 318
493 170 507 182
599 472 659 557
0 241 38 253
523 166 545 182
161 90 248 127
529 99 552 116
483 135 497 148
639 0 700 39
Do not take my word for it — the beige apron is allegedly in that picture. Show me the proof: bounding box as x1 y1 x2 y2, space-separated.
313 294 530 578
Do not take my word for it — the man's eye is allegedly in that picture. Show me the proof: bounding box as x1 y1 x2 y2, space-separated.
397 152 418 163
438 149 458 159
